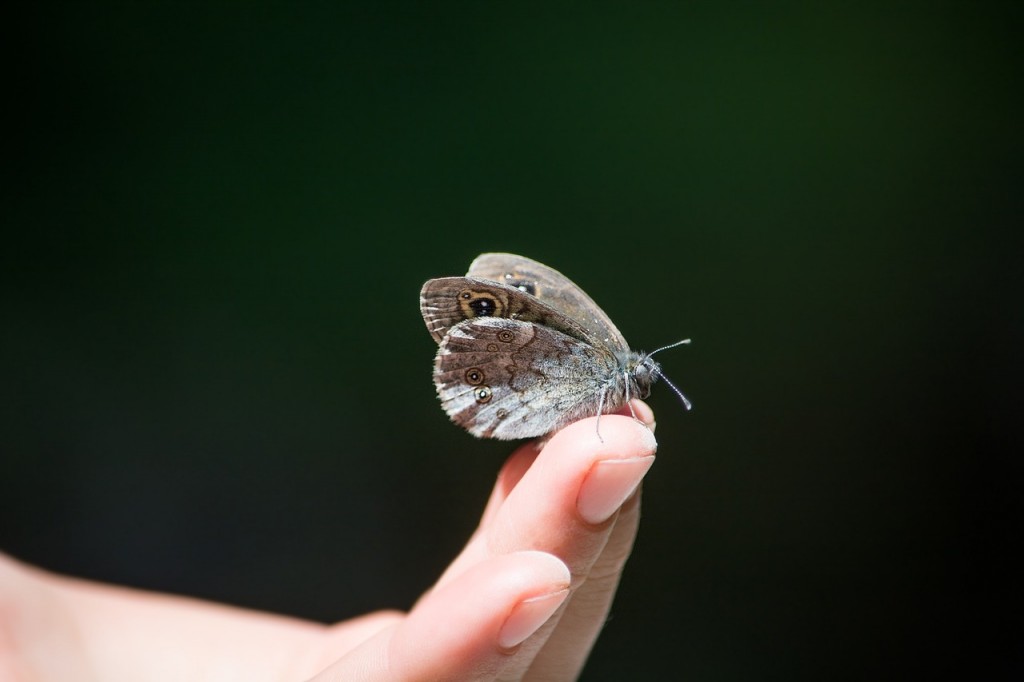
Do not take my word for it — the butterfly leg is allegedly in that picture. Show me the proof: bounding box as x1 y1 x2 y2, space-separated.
623 370 643 424
594 387 607 443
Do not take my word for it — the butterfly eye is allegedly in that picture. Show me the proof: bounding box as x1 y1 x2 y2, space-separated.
464 368 485 385
474 386 493 404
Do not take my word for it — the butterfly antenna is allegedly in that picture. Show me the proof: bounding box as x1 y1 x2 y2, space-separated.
647 338 691 357
655 369 693 411
642 338 693 410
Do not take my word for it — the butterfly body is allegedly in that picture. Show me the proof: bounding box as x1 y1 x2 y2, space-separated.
420 253 685 440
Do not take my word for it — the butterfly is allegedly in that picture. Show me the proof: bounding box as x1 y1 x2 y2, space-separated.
420 253 690 439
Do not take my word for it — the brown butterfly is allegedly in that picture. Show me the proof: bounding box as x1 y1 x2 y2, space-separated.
420 253 690 439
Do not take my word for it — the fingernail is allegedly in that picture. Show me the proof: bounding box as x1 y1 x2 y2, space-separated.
497 588 570 650
577 455 656 525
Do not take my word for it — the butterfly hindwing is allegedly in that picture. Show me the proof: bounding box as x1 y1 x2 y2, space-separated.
434 317 621 439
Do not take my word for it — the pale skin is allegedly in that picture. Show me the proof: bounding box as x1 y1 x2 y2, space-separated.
0 402 658 681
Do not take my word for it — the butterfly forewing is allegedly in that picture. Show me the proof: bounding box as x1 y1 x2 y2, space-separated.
420 276 604 348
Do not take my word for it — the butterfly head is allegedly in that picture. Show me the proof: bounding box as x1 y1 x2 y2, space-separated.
627 355 662 399
635 339 693 411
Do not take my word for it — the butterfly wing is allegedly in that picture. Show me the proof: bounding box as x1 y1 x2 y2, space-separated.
467 252 629 351
420 276 604 348
434 317 622 439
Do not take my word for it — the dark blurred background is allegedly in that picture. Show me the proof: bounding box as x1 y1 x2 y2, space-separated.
3 3 1020 679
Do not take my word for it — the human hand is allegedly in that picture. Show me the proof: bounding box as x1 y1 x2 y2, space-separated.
0 403 657 681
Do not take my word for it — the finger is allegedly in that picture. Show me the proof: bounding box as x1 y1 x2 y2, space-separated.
610 397 656 427
310 551 570 682
483 410 655 573
525 399 655 675
316 610 404 664
450 399 656 575
423 409 655 679
526 484 644 678
476 399 654 539
474 444 539 535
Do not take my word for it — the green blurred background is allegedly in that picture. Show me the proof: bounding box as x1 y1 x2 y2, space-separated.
3 3 1019 679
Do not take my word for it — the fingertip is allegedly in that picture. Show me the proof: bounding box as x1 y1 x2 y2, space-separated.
626 399 656 429
542 412 658 462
